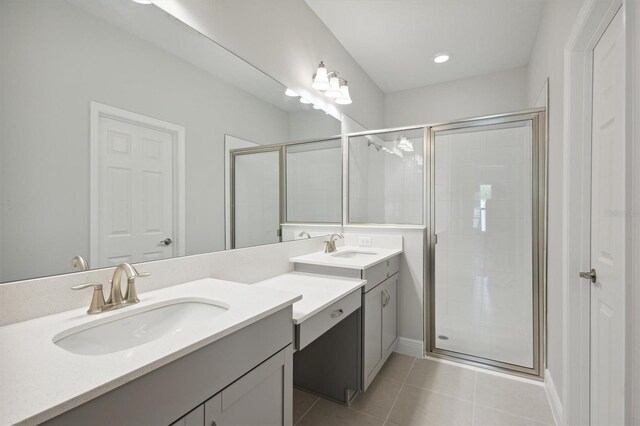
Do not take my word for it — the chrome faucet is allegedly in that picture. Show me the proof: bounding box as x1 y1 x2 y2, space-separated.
324 233 344 253
298 231 311 239
72 262 150 314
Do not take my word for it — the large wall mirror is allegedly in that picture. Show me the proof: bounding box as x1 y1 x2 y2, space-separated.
0 0 342 283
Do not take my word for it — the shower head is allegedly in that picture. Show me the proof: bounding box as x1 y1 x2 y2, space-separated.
367 140 383 151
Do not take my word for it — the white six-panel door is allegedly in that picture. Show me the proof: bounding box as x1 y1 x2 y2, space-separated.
91 103 184 268
590 8 626 425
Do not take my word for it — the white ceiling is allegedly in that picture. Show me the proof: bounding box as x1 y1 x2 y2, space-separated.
305 0 545 93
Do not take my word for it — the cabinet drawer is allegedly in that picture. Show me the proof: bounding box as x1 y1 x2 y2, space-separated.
363 255 400 292
296 290 361 350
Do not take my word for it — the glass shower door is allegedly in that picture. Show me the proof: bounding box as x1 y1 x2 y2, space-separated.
430 112 545 374
232 148 282 249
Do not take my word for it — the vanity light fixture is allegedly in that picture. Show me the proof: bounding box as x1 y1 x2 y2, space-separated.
312 61 353 105
299 97 312 104
285 88 299 97
433 53 451 64
324 75 342 98
312 62 331 90
335 82 352 105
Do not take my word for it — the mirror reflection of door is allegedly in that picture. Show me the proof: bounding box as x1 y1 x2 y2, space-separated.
90 102 185 268
232 149 282 249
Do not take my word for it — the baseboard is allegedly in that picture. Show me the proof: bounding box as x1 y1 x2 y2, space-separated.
544 369 563 426
394 337 424 358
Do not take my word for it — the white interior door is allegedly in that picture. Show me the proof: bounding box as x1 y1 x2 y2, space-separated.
94 112 179 268
589 8 626 426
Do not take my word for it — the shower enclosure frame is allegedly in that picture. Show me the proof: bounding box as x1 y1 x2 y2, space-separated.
229 135 343 249
425 108 547 378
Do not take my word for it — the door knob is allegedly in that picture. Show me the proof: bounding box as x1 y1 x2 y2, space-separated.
160 238 173 246
579 268 597 283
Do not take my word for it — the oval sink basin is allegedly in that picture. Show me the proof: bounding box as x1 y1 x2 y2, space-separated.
53 299 229 356
331 250 378 259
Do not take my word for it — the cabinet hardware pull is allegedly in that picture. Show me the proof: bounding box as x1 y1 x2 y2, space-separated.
330 309 344 318
382 289 392 307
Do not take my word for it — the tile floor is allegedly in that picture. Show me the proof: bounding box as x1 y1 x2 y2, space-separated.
293 353 554 426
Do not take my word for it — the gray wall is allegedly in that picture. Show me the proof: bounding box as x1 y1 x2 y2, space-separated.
0 1 292 282
525 0 585 400
288 110 341 142
384 67 529 128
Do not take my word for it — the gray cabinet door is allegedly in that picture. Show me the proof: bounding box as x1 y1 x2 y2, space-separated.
382 276 399 353
205 348 290 426
363 283 383 384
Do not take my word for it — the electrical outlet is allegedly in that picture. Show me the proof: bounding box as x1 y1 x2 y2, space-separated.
359 236 372 247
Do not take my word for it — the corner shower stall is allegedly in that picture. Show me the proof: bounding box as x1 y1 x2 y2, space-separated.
346 109 546 377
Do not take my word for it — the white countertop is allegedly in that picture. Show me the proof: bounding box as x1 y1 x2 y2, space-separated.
289 246 403 270
0 278 301 426
254 272 366 324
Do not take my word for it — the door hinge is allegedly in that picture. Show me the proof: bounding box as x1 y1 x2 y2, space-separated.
276 228 282 238
434 234 438 244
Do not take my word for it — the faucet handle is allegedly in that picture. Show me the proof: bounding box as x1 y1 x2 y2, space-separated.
71 282 106 315
71 282 102 291
124 268 150 304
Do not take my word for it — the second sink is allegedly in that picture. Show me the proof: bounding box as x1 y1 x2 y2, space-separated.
331 250 378 259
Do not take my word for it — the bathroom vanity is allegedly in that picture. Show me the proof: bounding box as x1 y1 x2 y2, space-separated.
290 246 402 391
0 280 301 426
255 272 366 404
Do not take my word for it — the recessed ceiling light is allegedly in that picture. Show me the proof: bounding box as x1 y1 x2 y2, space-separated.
285 88 298 97
433 53 450 64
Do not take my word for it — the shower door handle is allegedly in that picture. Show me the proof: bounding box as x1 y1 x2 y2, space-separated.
579 268 597 283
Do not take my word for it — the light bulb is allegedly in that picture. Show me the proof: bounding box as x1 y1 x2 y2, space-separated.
131 0 153 4
300 97 312 104
312 62 330 90
324 76 342 98
335 82 352 105
285 88 298 97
